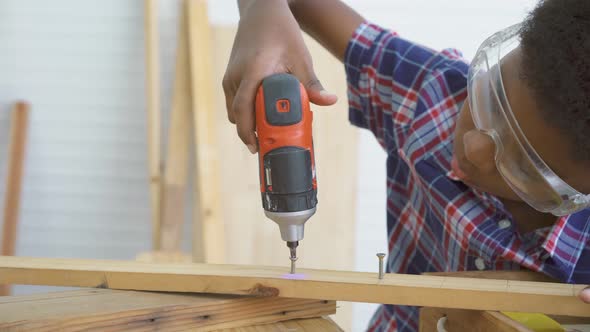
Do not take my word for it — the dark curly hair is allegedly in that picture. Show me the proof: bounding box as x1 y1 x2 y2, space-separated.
520 0 590 161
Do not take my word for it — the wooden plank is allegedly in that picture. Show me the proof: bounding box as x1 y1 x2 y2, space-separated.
0 256 588 317
0 102 29 296
0 289 335 332
419 308 532 332
214 316 343 332
424 270 558 282
144 0 163 250
160 0 192 252
188 0 225 263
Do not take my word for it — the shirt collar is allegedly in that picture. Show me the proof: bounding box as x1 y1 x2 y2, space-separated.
541 209 590 282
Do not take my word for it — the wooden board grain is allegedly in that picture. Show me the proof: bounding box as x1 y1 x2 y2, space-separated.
0 256 588 317
0 289 335 332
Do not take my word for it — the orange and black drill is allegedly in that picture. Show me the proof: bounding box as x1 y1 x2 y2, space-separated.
255 73 318 274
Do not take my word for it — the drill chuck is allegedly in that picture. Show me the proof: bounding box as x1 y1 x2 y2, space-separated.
265 207 316 242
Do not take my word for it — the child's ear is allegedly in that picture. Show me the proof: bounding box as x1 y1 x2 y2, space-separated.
463 130 496 174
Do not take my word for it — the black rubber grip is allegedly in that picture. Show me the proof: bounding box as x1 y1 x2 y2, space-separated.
264 146 312 193
262 190 318 213
261 146 317 212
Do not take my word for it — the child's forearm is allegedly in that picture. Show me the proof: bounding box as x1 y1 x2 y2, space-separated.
290 0 365 61
237 0 365 62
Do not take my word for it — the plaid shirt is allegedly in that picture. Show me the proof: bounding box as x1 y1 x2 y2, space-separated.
344 22 590 332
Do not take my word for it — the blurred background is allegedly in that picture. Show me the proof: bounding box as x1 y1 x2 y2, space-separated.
0 0 539 330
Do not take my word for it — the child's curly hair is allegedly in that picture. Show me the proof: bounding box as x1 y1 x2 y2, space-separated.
520 0 590 161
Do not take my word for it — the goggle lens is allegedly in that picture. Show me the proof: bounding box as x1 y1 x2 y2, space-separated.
469 61 563 212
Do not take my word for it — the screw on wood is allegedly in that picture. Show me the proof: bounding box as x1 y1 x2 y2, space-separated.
376 253 386 279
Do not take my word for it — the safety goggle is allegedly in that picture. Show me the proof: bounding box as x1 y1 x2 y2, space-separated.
467 23 590 216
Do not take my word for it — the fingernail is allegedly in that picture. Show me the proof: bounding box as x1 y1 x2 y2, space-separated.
247 144 257 154
320 90 336 97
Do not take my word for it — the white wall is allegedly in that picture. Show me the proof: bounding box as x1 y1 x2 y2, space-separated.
0 1 150 258
0 1 538 330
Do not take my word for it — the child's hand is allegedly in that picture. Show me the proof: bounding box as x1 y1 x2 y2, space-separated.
579 287 590 303
223 0 338 154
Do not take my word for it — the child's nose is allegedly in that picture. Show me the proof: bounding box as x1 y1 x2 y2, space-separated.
463 129 496 174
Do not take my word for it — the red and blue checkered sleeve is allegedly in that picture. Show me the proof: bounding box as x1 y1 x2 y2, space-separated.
344 22 443 149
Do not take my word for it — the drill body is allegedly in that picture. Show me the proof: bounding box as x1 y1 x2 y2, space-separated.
255 73 318 271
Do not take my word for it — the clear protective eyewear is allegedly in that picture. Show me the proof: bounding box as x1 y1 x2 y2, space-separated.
467 23 590 216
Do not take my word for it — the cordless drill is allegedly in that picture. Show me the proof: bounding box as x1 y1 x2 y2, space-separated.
255 73 318 274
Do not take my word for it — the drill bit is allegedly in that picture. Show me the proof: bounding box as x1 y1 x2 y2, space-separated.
287 241 298 274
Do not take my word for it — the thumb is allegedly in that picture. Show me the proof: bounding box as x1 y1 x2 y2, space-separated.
579 286 590 303
298 68 338 106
